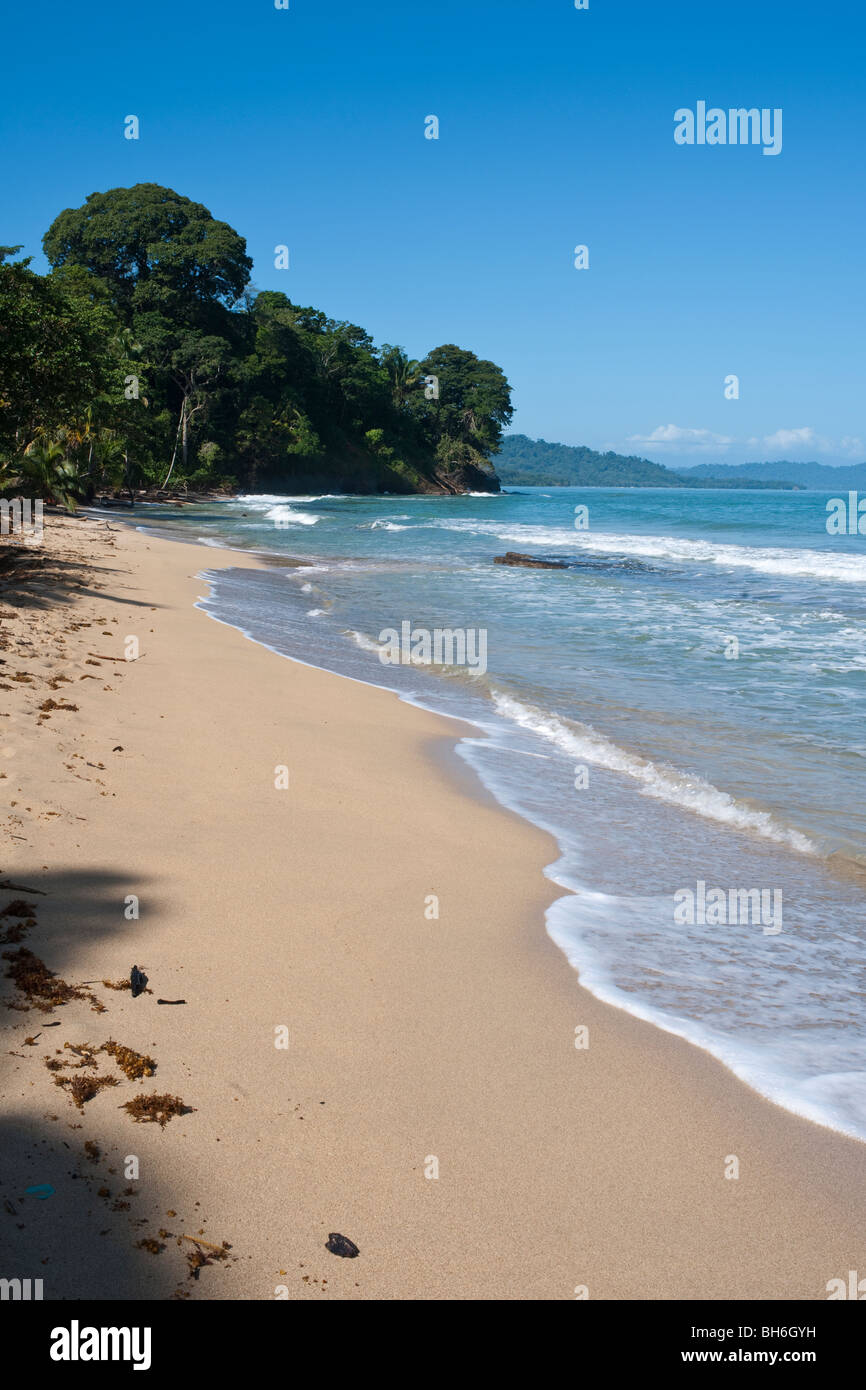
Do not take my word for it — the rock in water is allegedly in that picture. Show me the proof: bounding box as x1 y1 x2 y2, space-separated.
130 964 148 998
326 1233 360 1258
493 551 571 569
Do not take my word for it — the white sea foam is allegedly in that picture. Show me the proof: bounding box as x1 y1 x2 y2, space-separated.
544 890 866 1142
263 505 320 526
346 628 388 655
428 519 866 583
234 492 347 505
492 692 817 853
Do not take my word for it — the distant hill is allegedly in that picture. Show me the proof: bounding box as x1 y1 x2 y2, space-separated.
497 435 682 487
679 460 866 490
496 435 798 489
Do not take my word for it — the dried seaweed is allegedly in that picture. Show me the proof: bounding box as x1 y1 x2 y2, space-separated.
61 1042 100 1068
54 1073 119 1110
2 949 104 1013
101 1040 156 1081
0 920 31 945
0 899 36 918
180 1234 230 1255
46 1037 157 1110
180 1235 229 1280
0 900 37 946
121 1093 194 1127
186 1248 208 1278
102 977 152 995
3 948 85 1011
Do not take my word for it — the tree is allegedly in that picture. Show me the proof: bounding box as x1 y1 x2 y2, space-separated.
0 250 118 456
380 345 420 408
43 184 252 330
411 344 513 458
163 332 233 486
3 189 514 498
19 440 82 511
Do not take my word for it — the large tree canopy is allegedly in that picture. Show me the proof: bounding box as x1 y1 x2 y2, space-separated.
414 344 513 452
42 184 252 327
3 186 513 502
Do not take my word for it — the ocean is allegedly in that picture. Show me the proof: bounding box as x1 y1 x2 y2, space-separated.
127 485 866 1142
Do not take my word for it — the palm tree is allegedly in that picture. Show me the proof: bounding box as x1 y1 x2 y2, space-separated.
20 440 82 512
380 346 420 409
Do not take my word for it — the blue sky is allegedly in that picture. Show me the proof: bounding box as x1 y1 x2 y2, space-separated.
2 0 863 467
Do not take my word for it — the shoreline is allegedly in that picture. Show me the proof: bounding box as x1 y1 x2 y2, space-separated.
2 514 865 1299
174 515 866 1145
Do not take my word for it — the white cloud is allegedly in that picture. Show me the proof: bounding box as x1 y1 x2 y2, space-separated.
627 424 734 452
748 428 863 459
758 427 823 454
623 424 865 464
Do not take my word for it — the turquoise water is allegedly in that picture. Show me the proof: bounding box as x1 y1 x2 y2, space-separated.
129 486 866 1141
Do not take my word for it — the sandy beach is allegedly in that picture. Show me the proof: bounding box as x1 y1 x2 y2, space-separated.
1 512 865 1301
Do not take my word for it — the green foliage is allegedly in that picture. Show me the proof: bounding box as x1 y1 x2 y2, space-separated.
380 346 420 408
2 185 513 497
411 344 513 457
19 440 82 511
434 436 496 477
43 184 252 328
0 253 118 455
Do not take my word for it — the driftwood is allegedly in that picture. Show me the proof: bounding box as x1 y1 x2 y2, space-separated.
86 651 144 662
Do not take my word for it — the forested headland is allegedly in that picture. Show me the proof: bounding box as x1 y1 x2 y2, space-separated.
496 435 800 489
0 184 514 506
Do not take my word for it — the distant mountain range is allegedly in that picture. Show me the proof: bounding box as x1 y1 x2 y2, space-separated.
496 435 863 490
679 460 866 489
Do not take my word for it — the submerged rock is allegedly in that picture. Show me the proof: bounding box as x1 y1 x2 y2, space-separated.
493 551 571 569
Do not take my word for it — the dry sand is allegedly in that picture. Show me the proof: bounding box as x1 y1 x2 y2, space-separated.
1 512 864 1300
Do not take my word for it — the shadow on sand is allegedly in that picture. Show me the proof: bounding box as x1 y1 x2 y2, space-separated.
0 867 204 1301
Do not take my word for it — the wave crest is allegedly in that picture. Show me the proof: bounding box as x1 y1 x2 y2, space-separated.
492 692 817 853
